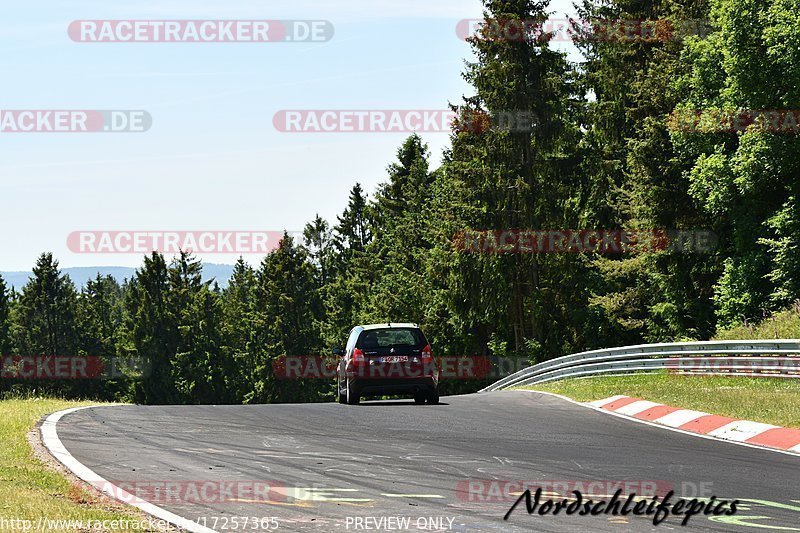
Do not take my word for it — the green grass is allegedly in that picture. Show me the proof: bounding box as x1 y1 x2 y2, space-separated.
714 303 800 340
520 373 800 428
0 398 162 531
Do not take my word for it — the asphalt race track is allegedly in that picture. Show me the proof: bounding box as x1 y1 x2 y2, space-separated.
55 391 800 532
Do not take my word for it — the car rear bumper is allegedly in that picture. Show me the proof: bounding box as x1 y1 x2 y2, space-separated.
350 377 437 398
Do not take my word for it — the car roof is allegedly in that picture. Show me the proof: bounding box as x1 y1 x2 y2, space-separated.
359 323 419 330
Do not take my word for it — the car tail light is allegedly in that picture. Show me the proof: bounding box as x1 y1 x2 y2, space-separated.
421 344 432 363
352 348 366 366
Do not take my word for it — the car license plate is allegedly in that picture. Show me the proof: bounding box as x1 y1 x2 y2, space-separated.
380 356 408 363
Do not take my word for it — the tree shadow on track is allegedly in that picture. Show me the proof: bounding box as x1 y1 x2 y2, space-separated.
355 401 450 406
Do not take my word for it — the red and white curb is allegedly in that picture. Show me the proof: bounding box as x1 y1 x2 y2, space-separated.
589 395 800 454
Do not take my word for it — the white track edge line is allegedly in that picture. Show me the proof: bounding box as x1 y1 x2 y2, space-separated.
510 389 800 459
41 405 218 533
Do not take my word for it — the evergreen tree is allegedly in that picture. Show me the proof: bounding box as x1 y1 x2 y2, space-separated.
78 275 122 358
372 134 433 224
125 252 178 404
431 0 582 360
14 253 81 357
250 235 325 403
303 215 334 286
222 258 257 403
364 135 435 324
0 275 10 355
12 254 81 396
77 274 124 398
323 185 375 346
168 252 219 403
174 284 232 403
0 275 10 396
575 0 719 343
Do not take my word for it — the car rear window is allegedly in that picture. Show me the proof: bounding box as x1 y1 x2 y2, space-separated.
357 328 426 349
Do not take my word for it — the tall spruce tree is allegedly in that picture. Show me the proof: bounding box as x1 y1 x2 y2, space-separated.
364 135 435 324
250 235 324 403
323 184 375 346
174 284 232 404
0 275 10 396
14 254 81 357
77 274 124 399
222 258 257 403
0 275 9 356
575 0 719 344
12 254 82 396
303 215 334 287
168 252 226 404
431 0 582 360
78 275 122 358
125 252 178 404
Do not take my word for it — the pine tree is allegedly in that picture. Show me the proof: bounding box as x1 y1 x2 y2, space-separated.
168 252 219 403
78 275 122 358
250 235 324 403
575 0 719 343
0 275 10 355
303 215 334 286
0 275 10 396
125 252 178 404
222 258 257 403
364 135 435 324
174 284 232 403
77 274 124 399
12 254 82 396
431 0 581 359
15 254 81 357
373 134 433 225
335 183 372 253
323 185 375 346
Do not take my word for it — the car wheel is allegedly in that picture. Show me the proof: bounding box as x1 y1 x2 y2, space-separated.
427 391 439 405
346 380 360 405
413 394 426 405
337 378 347 404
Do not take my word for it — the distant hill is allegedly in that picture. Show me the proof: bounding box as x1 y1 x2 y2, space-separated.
0 264 236 291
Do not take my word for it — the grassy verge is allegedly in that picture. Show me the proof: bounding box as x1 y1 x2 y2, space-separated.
519 373 800 428
0 397 164 531
714 303 800 340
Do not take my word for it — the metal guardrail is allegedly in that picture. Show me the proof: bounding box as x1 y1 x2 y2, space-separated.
480 340 800 391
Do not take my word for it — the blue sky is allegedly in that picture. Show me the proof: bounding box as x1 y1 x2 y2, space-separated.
1 0 578 270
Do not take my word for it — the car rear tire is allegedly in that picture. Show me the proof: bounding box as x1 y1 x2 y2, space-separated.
427 391 440 405
337 378 347 404
413 394 426 405
346 380 360 405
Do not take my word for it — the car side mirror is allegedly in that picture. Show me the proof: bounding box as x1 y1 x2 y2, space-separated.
332 348 344 357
